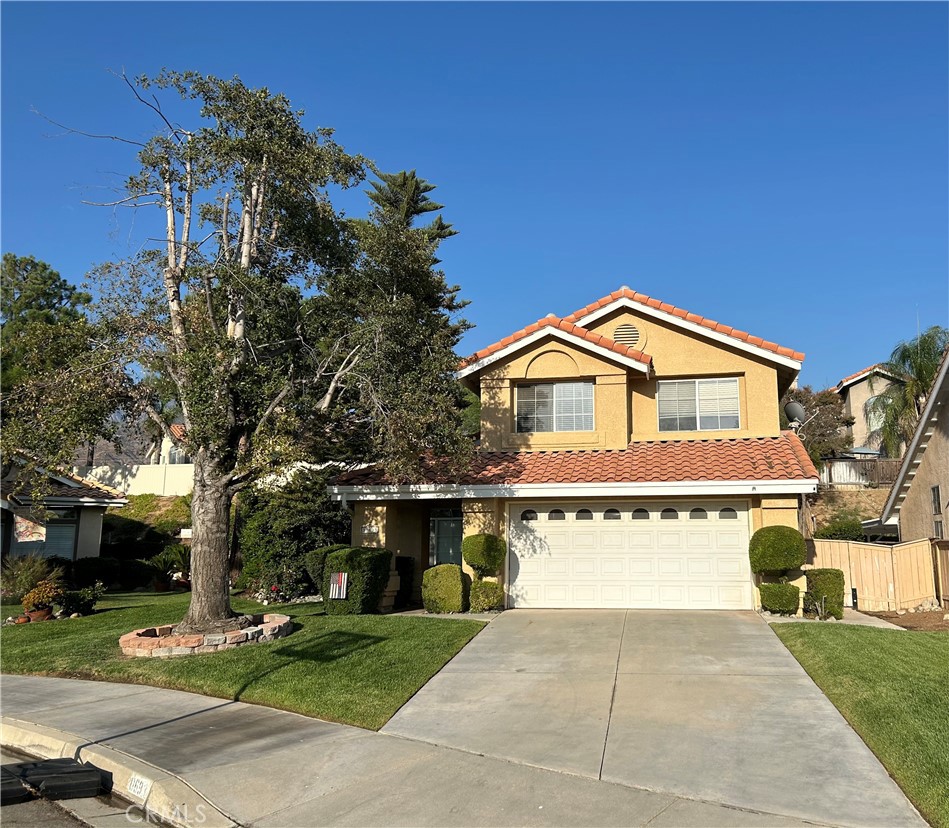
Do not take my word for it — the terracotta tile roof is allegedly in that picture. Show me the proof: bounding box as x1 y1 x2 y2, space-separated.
562 288 805 363
1 477 126 505
459 315 652 370
834 364 903 391
170 424 187 440
335 431 818 487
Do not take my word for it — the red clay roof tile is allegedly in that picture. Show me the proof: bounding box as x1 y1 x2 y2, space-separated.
336 432 817 487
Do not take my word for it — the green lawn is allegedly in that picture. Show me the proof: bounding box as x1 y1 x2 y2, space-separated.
0 591 484 730
773 623 949 828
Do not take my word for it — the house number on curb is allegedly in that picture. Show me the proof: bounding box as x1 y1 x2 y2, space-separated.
127 775 153 800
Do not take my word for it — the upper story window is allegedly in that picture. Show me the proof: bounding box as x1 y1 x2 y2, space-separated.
931 486 941 515
516 382 593 433
658 378 740 432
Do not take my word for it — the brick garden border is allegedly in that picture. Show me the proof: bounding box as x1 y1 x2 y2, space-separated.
119 614 291 658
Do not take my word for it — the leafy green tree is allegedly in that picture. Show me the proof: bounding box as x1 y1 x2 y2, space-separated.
780 385 854 466
15 71 470 633
1 254 91 391
866 326 949 457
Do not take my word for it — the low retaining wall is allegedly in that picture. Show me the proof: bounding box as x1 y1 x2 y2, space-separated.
120 614 291 657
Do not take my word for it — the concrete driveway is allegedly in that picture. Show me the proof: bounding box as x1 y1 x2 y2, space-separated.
383 610 923 828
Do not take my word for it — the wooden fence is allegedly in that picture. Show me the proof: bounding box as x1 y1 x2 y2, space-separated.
808 538 937 611
819 458 902 488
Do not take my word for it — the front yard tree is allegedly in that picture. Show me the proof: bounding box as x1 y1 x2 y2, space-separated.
60 71 469 633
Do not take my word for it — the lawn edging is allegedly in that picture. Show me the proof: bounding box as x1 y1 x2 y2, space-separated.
0 715 237 828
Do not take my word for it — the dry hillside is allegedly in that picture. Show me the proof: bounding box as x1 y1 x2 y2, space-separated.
806 487 892 534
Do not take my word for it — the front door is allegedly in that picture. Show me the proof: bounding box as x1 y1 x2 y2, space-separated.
430 508 463 566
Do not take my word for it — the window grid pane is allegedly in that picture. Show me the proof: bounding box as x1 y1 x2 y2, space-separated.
659 378 739 432
517 382 593 432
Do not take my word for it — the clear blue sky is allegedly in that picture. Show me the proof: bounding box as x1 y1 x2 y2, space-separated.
2 2 947 388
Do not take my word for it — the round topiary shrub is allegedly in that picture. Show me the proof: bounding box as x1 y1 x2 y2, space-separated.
422 564 469 614
759 582 800 615
748 526 806 574
462 533 507 579
804 568 845 620
470 579 504 613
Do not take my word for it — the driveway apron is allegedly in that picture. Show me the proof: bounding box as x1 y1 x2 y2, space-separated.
382 610 924 828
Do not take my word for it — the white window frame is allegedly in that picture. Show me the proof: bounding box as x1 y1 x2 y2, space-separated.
515 382 594 433
657 378 740 433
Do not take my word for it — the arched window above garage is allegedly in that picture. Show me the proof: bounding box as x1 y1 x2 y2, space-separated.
548 509 566 520
689 508 708 520
661 508 679 520
604 508 622 520
719 508 738 520
631 508 650 520
576 509 593 520
521 509 538 521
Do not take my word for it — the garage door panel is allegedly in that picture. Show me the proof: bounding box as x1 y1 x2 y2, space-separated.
509 501 752 610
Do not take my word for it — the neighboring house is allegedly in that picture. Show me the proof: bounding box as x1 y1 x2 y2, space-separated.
144 424 192 466
331 286 818 610
872 348 949 542
834 364 903 454
1 464 127 560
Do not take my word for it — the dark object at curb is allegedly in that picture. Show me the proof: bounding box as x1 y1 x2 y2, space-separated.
1 757 112 802
1 768 32 805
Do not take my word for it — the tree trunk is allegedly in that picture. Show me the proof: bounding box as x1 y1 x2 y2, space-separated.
177 456 235 633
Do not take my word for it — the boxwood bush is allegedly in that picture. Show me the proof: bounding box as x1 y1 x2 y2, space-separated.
749 526 806 574
470 579 504 612
322 546 392 615
422 564 469 614
462 533 507 578
804 568 845 620
759 582 800 615
306 544 350 594
813 518 865 541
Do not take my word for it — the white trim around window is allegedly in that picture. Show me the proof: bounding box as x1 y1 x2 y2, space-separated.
658 378 740 433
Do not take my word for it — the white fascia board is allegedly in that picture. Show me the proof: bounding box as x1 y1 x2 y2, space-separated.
881 352 949 523
571 298 802 372
13 497 127 507
330 479 817 502
457 326 651 380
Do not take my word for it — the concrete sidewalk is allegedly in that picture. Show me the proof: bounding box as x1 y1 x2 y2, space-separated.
2 675 829 828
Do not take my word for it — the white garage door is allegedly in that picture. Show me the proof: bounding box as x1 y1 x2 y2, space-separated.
507 502 753 609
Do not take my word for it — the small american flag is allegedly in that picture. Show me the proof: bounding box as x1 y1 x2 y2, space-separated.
329 572 348 600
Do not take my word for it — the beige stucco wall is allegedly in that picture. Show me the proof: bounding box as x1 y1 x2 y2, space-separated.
898 407 948 542
839 375 895 450
477 309 785 452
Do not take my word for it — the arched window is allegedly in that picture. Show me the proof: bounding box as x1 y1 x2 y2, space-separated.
604 508 622 520
719 507 738 520
548 509 566 521
660 508 679 520
520 509 538 522
689 508 708 520
576 509 593 521
632 508 650 520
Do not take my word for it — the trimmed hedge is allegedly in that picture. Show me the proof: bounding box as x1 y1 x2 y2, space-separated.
759 582 800 615
306 544 350 594
749 526 806 574
422 564 469 614
322 547 392 615
804 568 845 620
71 556 120 588
462 534 507 578
470 579 504 612
814 519 865 541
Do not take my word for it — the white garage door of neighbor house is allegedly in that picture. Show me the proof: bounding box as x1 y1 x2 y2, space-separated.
507 502 753 609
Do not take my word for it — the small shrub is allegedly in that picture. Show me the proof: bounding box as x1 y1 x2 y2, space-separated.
118 558 156 590
322 547 392 615
22 579 65 612
759 582 800 615
422 564 469 614
58 582 106 616
470 579 504 612
749 526 807 574
72 556 120 588
814 518 865 541
804 568 845 620
462 534 507 578
306 544 350 594
151 544 191 578
1 554 64 600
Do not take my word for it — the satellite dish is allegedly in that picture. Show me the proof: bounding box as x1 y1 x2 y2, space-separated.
784 401 807 424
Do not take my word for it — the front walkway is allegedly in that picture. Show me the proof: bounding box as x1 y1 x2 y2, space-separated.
0 674 825 828
382 610 923 828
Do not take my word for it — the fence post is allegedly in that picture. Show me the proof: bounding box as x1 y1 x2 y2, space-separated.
889 545 898 611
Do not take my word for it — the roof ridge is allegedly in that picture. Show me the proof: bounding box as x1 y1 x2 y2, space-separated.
563 287 805 363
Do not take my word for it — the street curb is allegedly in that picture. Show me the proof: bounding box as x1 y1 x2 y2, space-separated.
1 716 239 828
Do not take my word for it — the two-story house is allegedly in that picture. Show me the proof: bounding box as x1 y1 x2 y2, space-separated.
834 364 903 455
331 287 818 610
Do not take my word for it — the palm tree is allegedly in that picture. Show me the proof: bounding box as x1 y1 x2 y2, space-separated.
866 326 949 457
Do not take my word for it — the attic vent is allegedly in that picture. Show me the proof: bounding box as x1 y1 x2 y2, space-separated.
613 323 642 348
